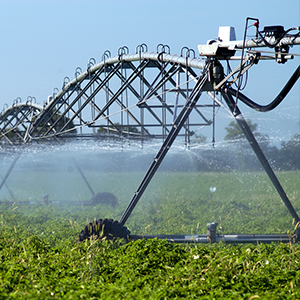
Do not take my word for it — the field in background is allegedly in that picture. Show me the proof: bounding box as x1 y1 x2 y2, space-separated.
1 169 299 235
1 169 300 298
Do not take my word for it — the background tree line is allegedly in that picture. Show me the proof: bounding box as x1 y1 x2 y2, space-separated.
191 119 300 172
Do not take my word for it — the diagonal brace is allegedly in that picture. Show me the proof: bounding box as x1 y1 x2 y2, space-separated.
221 89 300 224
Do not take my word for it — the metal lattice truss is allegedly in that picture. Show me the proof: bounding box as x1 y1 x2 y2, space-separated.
0 47 221 145
0 100 43 145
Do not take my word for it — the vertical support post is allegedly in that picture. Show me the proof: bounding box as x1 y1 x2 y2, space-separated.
207 222 218 243
222 90 300 224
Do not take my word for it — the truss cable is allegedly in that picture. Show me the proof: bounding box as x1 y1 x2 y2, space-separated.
226 65 300 112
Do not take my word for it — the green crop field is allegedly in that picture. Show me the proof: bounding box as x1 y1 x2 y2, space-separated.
1 170 300 299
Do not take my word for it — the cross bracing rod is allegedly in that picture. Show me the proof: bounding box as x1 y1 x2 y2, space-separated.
31 65 110 137
52 61 146 136
35 67 109 137
30 78 84 134
48 61 137 136
137 60 174 103
145 60 210 128
119 60 174 136
90 79 152 137
10 107 35 130
115 60 172 135
0 105 41 142
24 110 35 142
0 106 24 128
78 92 122 135
91 60 152 124
91 60 154 136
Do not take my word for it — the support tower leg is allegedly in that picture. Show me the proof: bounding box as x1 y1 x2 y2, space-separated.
221 90 300 225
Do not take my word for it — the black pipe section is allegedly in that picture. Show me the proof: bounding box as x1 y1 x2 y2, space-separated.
120 71 209 225
227 65 300 112
221 89 300 224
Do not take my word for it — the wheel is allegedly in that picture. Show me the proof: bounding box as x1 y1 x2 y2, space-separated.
78 218 130 242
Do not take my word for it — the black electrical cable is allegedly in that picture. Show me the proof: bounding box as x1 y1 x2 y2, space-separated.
226 59 249 91
225 65 300 112
258 27 300 48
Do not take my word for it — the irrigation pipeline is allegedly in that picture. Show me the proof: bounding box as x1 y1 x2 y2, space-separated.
226 65 300 112
130 234 294 244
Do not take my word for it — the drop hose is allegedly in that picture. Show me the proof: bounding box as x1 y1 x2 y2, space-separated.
226 65 300 112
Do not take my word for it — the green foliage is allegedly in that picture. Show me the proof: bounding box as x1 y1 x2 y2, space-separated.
97 122 140 135
224 119 259 141
0 171 300 298
278 134 300 170
223 121 300 171
191 133 207 144
32 109 77 135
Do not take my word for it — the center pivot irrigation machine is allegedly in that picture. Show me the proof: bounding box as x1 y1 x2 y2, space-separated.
1 18 300 243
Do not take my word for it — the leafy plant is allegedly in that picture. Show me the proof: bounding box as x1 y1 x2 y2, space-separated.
0 170 299 298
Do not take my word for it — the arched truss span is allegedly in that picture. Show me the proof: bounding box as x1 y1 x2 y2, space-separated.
0 102 43 145
1 49 219 145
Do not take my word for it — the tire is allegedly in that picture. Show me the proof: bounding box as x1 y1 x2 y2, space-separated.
78 218 130 242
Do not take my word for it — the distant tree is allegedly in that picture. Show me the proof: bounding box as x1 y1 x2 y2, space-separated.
224 119 275 171
97 122 140 135
1 126 23 141
278 134 300 170
224 119 258 141
191 133 207 144
224 119 273 152
31 110 77 135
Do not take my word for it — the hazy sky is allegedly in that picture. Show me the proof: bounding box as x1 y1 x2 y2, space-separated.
0 0 299 145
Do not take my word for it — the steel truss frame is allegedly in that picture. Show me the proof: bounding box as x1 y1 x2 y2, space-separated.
0 50 217 145
0 102 43 144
